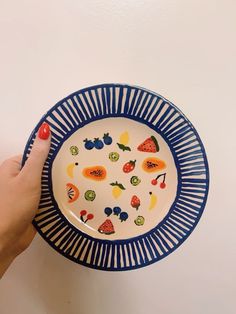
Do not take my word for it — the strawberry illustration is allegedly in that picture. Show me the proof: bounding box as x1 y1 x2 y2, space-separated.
123 160 136 173
131 195 141 210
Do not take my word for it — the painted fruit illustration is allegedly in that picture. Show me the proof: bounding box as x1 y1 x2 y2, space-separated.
131 195 141 210
142 157 166 173
112 186 122 198
130 176 141 186
66 162 79 178
103 133 113 145
80 210 94 223
117 131 131 151
123 160 136 173
110 182 126 199
160 173 167 189
137 136 159 152
85 213 94 223
80 210 87 221
151 173 167 188
83 166 107 181
149 192 157 210
104 207 113 217
84 138 94 150
84 190 96 201
66 183 80 203
119 212 129 222
113 206 121 216
134 216 145 226
94 138 104 150
151 178 158 185
120 131 129 145
160 182 166 189
109 152 120 162
98 219 115 235
70 146 79 155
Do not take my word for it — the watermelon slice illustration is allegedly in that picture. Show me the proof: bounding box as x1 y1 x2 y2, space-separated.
137 136 160 153
98 219 115 235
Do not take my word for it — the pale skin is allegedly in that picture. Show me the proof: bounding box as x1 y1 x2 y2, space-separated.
0 130 51 278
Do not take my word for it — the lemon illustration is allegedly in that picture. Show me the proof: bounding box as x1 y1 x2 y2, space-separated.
119 131 129 145
112 186 122 199
110 181 126 199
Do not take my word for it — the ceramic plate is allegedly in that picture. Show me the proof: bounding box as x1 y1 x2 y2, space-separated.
22 84 209 271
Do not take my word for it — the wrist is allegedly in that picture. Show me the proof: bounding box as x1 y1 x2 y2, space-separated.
0 252 15 279
0 232 17 278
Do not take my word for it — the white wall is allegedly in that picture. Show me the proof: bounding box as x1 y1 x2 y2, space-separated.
0 1 235 313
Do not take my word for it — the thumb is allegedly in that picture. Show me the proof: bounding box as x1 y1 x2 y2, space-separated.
21 123 51 183
0 155 23 177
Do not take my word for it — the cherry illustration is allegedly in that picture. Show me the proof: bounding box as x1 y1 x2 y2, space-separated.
80 210 87 216
84 213 94 223
151 173 167 189
160 182 166 189
80 210 87 222
151 179 158 185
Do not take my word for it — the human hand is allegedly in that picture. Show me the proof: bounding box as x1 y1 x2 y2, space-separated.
0 123 51 278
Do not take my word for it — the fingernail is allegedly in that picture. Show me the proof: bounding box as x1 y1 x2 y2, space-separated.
38 123 50 140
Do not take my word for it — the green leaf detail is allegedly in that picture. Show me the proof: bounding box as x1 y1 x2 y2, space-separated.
110 182 126 190
118 183 126 190
117 143 131 151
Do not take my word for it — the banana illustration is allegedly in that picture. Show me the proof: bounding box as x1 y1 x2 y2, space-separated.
66 162 78 178
148 192 157 210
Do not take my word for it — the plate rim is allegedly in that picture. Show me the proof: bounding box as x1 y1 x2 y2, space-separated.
22 83 210 271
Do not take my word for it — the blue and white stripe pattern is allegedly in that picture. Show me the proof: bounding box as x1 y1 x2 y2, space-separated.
22 84 209 271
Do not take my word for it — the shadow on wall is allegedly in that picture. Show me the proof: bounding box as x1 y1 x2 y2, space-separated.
37 242 100 314
35 239 139 314
5 235 163 314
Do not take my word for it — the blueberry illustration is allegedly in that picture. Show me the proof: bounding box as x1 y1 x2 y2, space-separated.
119 212 129 222
103 133 113 145
84 138 94 150
104 207 112 217
94 138 104 150
113 206 121 216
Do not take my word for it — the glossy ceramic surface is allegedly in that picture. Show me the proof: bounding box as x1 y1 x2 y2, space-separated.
22 84 209 271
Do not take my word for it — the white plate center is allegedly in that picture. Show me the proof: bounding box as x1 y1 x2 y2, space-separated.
52 117 178 240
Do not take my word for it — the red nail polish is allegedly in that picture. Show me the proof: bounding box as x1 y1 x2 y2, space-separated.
38 122 50 140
